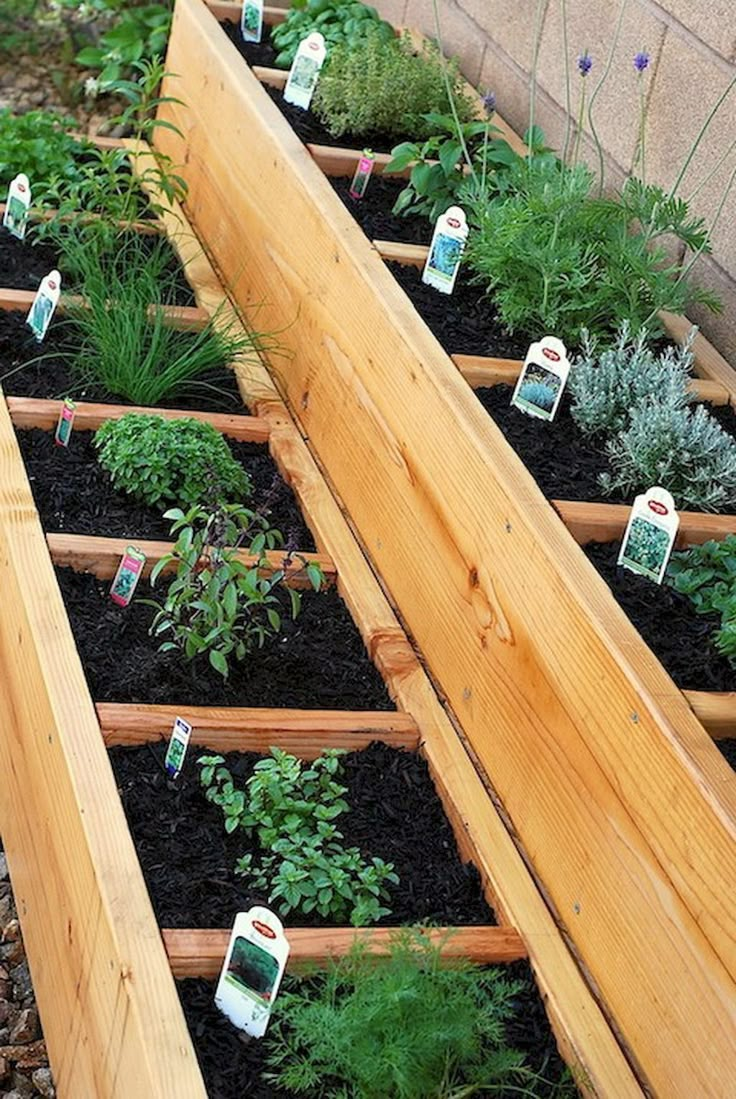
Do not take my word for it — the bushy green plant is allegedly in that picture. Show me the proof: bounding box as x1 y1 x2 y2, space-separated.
621 517 671 575
75 2 172 83
0 109 88 192
198 746 398 924
265 928 549 1098
569 324 695 437
147 503 324 676
464 159 720 347
94 414 251 509
601 397 736 513
668 536 736 663
58 233 257 405
270 0 393 70
312 29 474 141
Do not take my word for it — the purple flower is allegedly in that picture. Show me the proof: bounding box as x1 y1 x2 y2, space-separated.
634 50 650 73
577 52 592 77
482 89 496 116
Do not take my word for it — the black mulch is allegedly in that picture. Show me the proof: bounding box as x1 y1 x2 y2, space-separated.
109 740 492 929
584 540 736 692
57 566 393 710
0 229 196 305
220 18 279 68
477 387 736 510
261 84 416 153
717 739 736 769
327 175 430 245
0 310 244 411
385 261 531 358
177 960 570 1099
17 428 314 547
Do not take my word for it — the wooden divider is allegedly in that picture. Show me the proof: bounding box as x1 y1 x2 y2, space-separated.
157 2 736 1092
0 287 208 328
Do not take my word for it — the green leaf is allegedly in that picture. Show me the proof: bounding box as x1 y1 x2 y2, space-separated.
209 649 228 677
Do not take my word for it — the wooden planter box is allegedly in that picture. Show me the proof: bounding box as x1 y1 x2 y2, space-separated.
0 151 636 1095
154 1 736 1094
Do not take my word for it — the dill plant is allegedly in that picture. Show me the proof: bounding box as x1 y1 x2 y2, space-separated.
265 928 553 1098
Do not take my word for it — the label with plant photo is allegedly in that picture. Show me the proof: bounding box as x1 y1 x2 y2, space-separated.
3 172 31 241
511 336 570 422
164 716 192 778
26 269 61 342
349 150 375 200
54 398 76 448
283 32 326 110
215 907 290 1038
422 205 468 294
240 0 263 44
110 545 147 607
618 486 679 584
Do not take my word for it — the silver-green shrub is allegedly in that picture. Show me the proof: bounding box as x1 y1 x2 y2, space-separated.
568 323 694 436
601 398 736 512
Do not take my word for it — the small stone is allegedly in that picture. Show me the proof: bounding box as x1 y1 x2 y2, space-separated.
32 1067 55 1097
0 942 24 965
0 1001 10 1026
0 1040 48 1069
0 854 7 882
2 919 21 944
10 964 32 1003
10 1072 34 1098
10 1008 39 1044
0 1054 7 1079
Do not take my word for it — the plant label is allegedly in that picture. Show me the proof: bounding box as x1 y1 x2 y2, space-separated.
26 269 61 343
511 336 570 422
618 486 679 585
349 150 375 200
164 716 192 778
283 32 326 110
3 173 31 241
422 206 468 294
215 907 290 1038
110 546 147 606
54 398 76 448
240 0 263 43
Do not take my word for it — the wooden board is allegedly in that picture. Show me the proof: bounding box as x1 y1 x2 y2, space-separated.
0 287 208 329
556 499 736 548
157 3 736 1092
164 925 527 978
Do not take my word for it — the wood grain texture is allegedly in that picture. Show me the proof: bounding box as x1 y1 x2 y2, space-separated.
97 702 419 753
157 3 736 1092
685 693 736 739
143 61 641 1095
0 390 206 1097
0 288 208 328
165 925 527 978
7 396 270 440
556 499 736 548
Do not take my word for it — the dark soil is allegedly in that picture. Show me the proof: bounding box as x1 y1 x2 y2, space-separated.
328 175 430 245
717 739 736 769
478 387 736 510
178 960 571 1099
110 740 492 929
385 261 530 358
261 83 416 153
584 540 736 692
17 428 314 547
220 18 279 68
0 310 244 411
0 229 196 305
57 566 393 710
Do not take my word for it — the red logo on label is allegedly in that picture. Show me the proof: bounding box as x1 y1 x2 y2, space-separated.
18 183 26 192
648 500 668 516
309 41 319 49
252 920 276 939
447 217 460 228
542 347 560 362
48 280 57 290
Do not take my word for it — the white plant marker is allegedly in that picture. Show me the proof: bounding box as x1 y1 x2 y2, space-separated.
422 205 468 294
618 486 679 585
240 0 263 43
215 907 290 1037
283 32 326 110
26 269 61 342
164 716 193 778
511 336 570 422
3 173 31 241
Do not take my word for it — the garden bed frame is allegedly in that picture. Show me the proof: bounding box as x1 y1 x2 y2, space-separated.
150 0 736 1094
0 138 638 1099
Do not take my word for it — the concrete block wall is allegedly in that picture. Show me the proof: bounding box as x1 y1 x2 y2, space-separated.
377 0 736 363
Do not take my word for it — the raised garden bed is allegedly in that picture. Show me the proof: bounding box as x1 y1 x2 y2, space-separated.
152 1 736 1093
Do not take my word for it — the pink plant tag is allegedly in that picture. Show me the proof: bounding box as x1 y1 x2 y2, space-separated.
110 546 147 606
349 150 375 200
54 398 76 447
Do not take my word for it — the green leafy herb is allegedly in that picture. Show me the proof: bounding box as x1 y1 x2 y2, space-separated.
75 2 172 84
668 536 736 664
270 0 393 70
0 109 88 193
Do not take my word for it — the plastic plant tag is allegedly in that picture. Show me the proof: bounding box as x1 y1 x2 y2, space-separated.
3 173 31 241
510 336 570 422
110 546 147 607
164 716 192 778
349 150 375 200
54 398 76 448
617 487 679 585
283 32 326 110
26 269 61 343
422 206 468 294
215 907 290 1038
240 0 263 43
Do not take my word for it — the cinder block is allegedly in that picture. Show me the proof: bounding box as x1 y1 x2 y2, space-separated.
458 0 552 70
478 46 571 156
373 0 409 28
687 255 736 366
402 0 487 84
658 0 736 63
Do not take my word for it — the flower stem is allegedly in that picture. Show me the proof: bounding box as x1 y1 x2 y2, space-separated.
588 0 629 194
572 82 587 166
560 0 572 162
527 0 546 164
669 71 736 198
